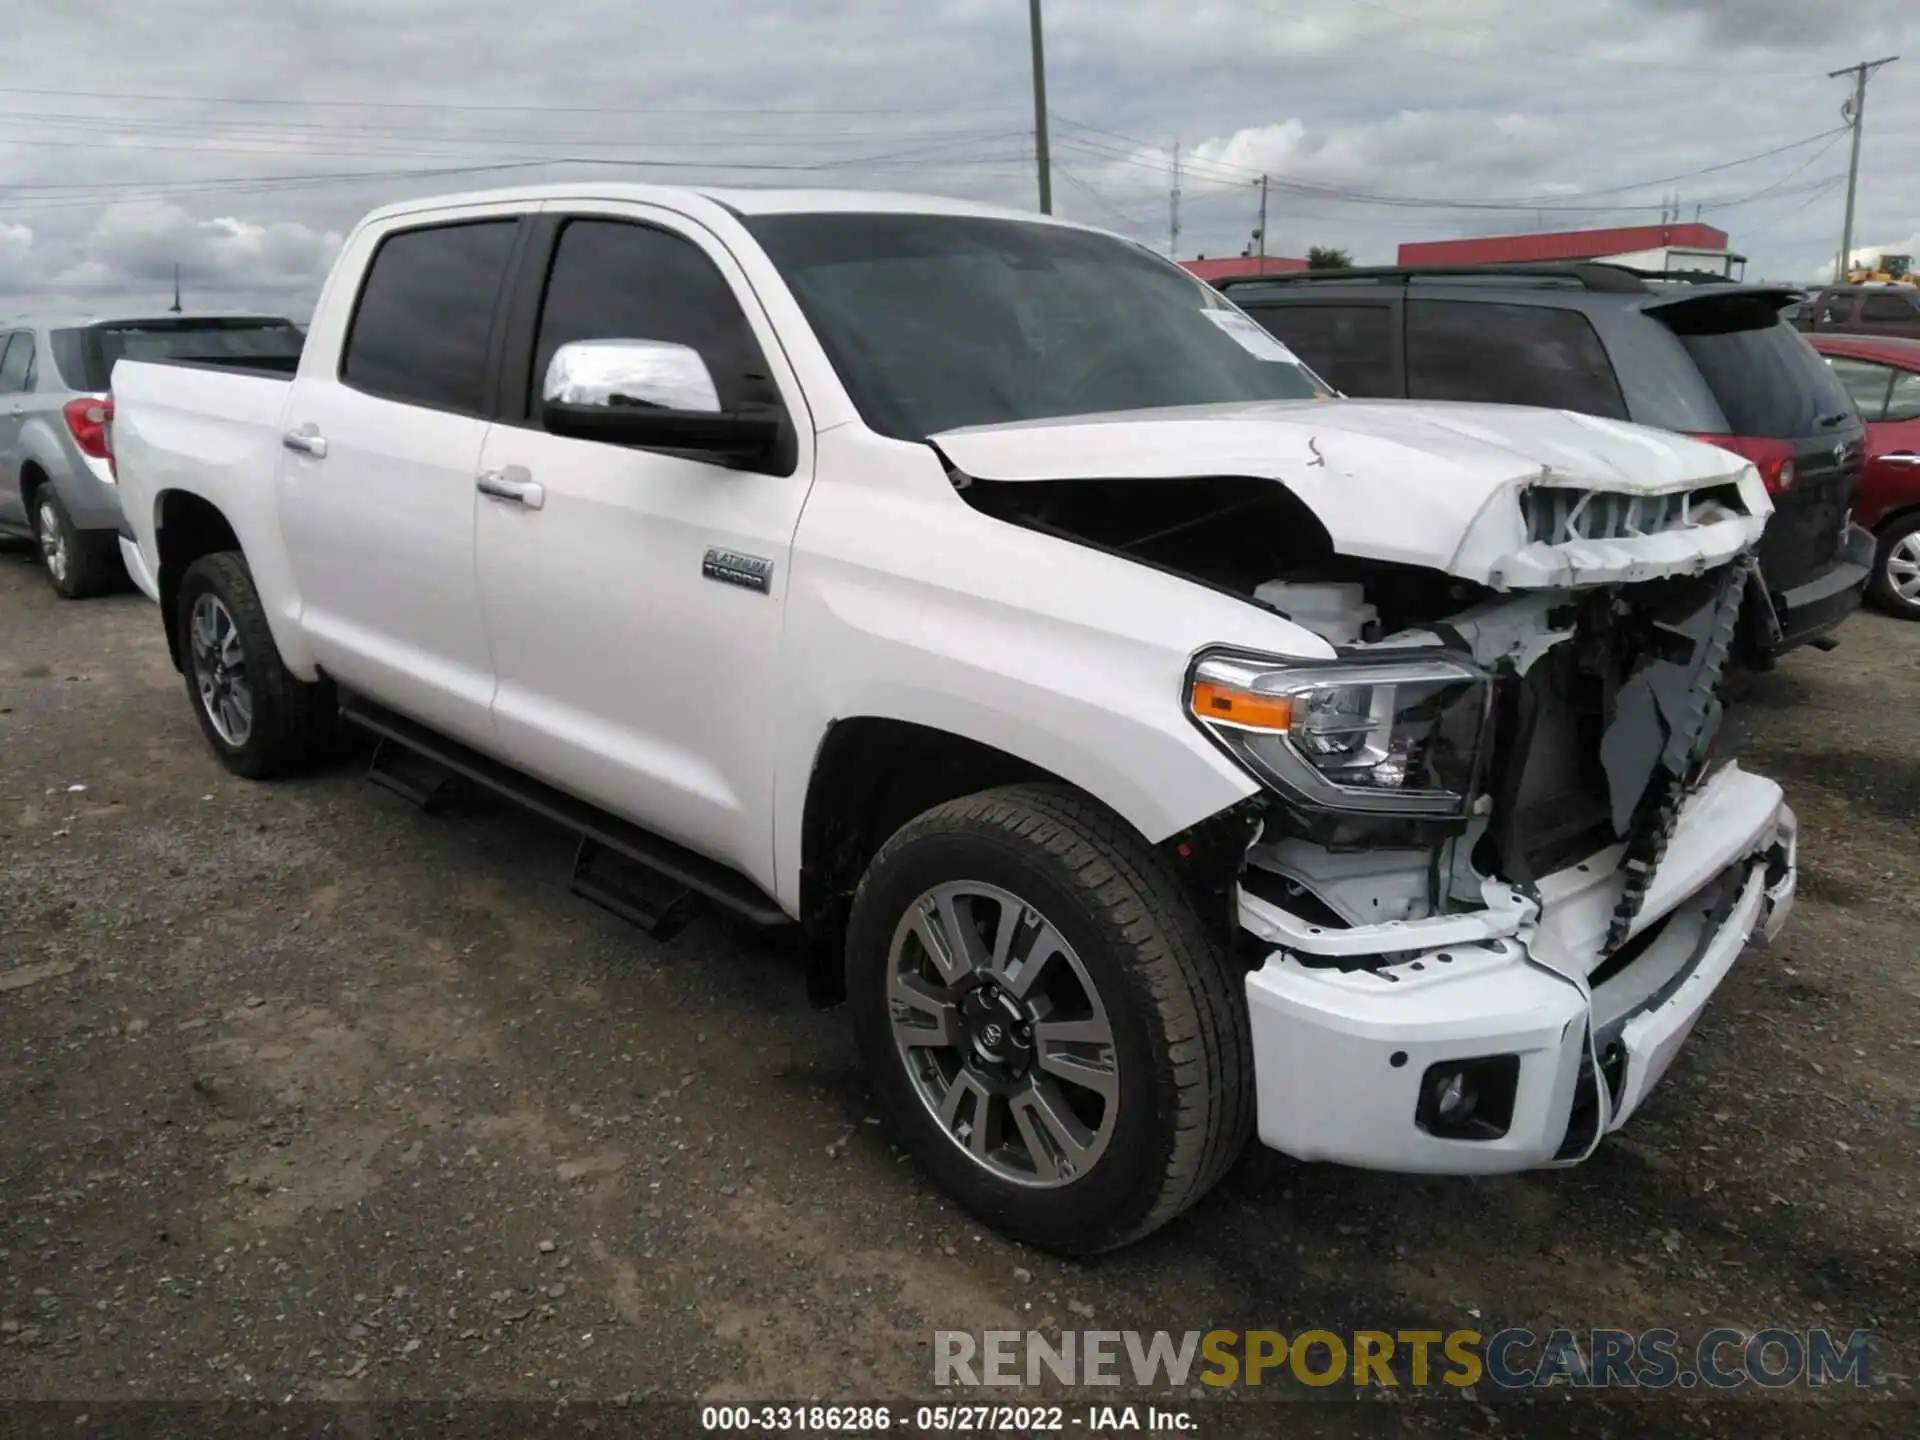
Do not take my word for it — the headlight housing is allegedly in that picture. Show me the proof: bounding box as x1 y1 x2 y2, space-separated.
1187 650 1492 816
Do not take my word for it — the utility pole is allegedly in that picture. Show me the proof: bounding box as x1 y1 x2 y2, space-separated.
1253 174 1270 266
169 264 182 314
1027 0 1051 214
1829 55 1897 278
1169 139 1181 259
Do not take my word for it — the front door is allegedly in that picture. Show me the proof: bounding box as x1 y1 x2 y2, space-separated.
473 209 814 890
1862 364 1920 520
277 212 522 748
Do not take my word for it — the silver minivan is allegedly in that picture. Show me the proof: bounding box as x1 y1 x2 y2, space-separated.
0 314 303 597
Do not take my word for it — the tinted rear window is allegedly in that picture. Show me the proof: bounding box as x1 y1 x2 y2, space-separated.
1406 299 1628 419
1245 303 1395 395
341 220 518 415
57 319 303 391
1657 295 1853 437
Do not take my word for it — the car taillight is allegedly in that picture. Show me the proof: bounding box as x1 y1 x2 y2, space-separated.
64 396 113 464
1688 433 1797 493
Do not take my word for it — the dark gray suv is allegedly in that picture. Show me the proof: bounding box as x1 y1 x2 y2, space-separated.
1220 264 1872 660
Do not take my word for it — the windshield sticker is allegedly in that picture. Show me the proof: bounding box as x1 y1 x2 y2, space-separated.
1203 309 1302 364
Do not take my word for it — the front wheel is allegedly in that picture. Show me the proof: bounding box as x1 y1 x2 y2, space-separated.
1869 513 1920 620
847 784 1252 1254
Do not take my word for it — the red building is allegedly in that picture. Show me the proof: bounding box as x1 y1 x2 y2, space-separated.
1180 255 1310 282
1397 223 1733 268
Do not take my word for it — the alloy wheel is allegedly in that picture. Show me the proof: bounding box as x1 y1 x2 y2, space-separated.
886 881 1120 1188
1886 532 1920 602
36 501 67 585
189 592 254 747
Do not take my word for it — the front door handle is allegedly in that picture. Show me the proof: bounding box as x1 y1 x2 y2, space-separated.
476 466 544 510
282 428 327 459
1882 451 1920 467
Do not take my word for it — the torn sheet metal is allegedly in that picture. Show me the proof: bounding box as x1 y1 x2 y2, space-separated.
1598 553 1751 948
930 400 1764 587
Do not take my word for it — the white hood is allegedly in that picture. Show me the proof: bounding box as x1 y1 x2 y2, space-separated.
933 399 1772 589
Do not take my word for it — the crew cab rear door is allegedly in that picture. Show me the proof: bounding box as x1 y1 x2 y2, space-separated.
471 204 815 892
277 206 525 749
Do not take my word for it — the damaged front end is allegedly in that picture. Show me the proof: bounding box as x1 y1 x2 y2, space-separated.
1189 554 1796 1173
936 408 1799 1173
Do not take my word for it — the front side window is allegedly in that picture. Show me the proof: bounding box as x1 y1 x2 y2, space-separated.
744 213 1321 442
531 219 773 414
341 219 519 414
1824 356 1893 420
1815 293 1855 325
1405 299 1629 419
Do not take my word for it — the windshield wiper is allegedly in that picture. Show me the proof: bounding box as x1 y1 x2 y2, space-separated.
1815 410 1854 428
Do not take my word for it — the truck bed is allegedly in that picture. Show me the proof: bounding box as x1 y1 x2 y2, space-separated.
109 358 296 605
129 352 303 381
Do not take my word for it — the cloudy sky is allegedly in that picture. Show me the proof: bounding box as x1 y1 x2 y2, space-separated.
2 0 1912 319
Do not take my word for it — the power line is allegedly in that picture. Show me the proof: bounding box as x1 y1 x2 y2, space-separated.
1050 125 1853 214
0 106 1023 148
0 127 1031 172
0 82 1022 117
0 149 1040 217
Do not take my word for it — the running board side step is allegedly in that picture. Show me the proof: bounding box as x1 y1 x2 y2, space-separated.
367 734 462 813
337 693 791 936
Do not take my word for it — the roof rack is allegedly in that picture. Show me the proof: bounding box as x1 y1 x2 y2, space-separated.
1213 262 1651 295
1613 266 1755 287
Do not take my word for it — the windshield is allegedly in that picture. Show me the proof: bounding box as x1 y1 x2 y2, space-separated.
744 212 1323 442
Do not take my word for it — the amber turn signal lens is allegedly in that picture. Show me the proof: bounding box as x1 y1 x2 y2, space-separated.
1189 680 1294 731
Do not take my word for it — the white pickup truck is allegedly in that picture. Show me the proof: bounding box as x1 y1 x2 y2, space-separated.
107 184 1797 1253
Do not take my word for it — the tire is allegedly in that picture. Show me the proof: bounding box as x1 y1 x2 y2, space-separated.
176 551 339 778
1868 512 1920 620
29 487 121 599
847 783 1253 1254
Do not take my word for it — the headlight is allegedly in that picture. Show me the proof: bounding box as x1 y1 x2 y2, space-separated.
1187 650 1492 816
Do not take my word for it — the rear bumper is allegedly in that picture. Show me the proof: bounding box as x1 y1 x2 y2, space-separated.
59 455 125 533
1241 763 1795 1173
1768 524 1872 652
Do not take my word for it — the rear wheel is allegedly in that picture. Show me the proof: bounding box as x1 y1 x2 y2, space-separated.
1869 513 1920 620
848 784 1252 1254
177 552 339 778
30 488 120 599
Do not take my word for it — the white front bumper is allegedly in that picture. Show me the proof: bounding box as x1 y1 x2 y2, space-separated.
1242 763 1795 1173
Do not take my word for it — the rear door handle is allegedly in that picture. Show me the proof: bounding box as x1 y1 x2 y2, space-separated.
1883 452 1920 467
476 466 544 510
282 428 327 458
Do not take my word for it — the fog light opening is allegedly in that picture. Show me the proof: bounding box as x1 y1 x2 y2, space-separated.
1416 1055 1521 1140
1435 1070 1476 1126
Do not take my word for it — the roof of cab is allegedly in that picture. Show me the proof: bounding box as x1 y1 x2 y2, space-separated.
354 182 1075 230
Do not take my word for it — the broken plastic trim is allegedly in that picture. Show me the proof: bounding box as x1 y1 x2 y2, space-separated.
1237 874 1538 958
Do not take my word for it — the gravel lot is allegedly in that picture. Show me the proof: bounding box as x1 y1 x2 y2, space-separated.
0 540 1913 1436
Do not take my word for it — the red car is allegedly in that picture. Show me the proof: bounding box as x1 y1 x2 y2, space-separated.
1809 334 1920 618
